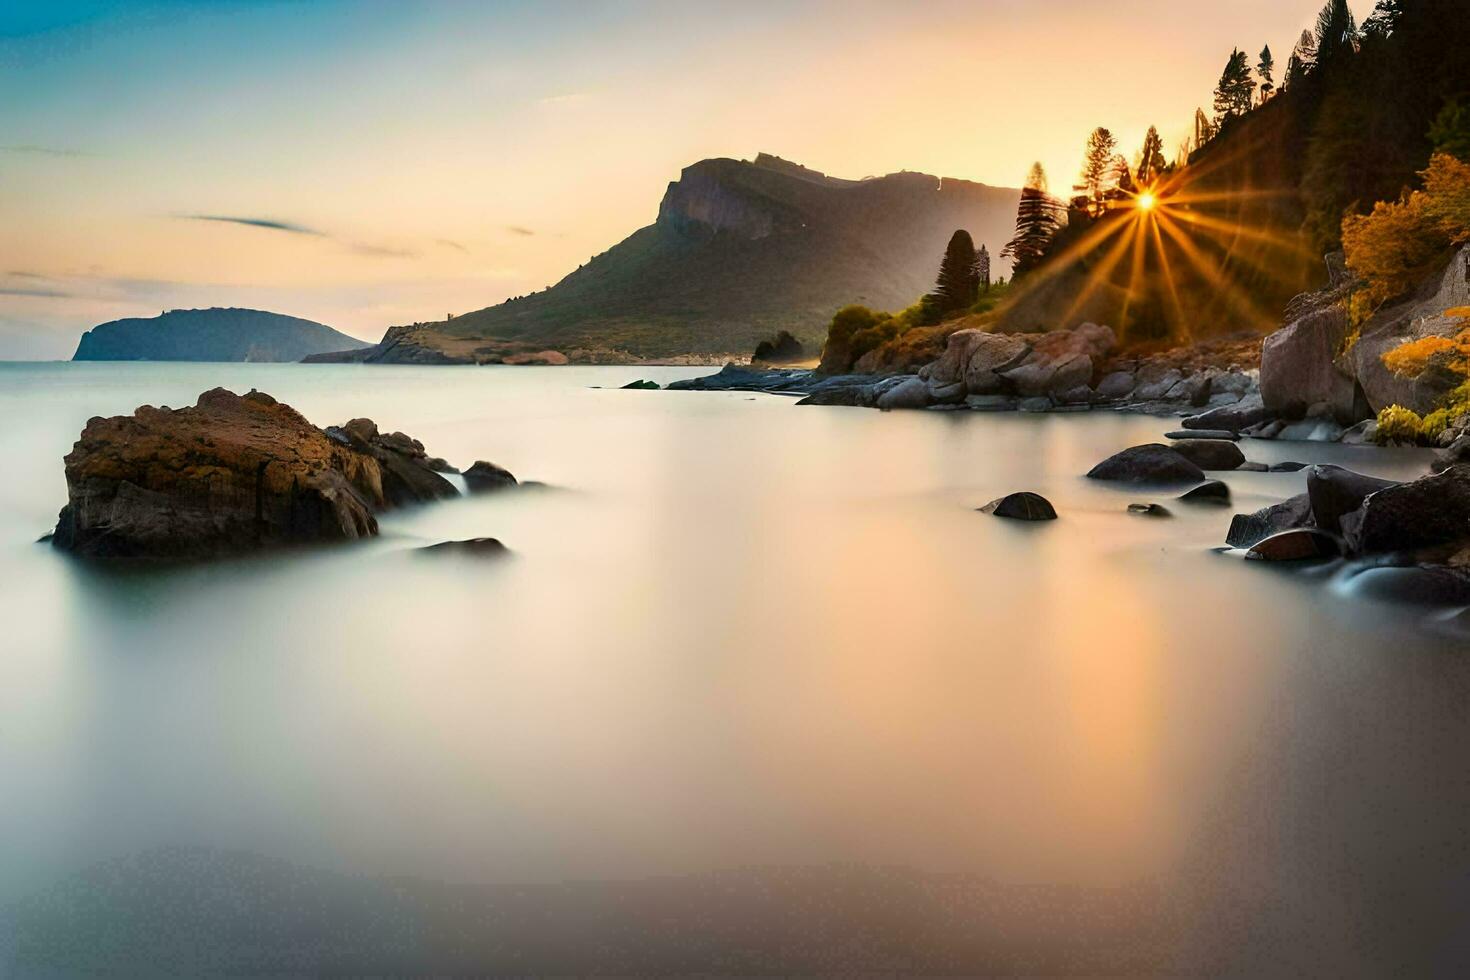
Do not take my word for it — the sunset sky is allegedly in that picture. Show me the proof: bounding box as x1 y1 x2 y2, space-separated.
1 0 1371 358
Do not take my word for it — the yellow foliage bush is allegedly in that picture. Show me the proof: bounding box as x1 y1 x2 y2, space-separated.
1375 404 1431 444
1381 332 1467 377
1343 154 1470 309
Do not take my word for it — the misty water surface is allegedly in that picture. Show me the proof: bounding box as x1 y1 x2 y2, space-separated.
1 362 1468 975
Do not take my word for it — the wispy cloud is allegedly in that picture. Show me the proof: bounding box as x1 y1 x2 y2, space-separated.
506 226 536 237
181 214 325 236
0 145 90 157
436 238 469 253
176 213 418 260
0 286 73 298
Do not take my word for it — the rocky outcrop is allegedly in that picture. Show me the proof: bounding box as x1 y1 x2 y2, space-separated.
1246 528 1343 561
419 537 509 557
1086 445 1206 484
1226 493 1313 548
1259 304 1360 421
51 389 458 560
1305 464 1399 534
1178 480 1231 504
1350 246 1470 414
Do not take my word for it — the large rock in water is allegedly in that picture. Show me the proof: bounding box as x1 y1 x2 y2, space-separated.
1305 464 1399 534
51 388 456 559
327 419 459 507
1341 465 1470 556
923 330 1031 393
979 491 1057 521
1168 439 1245 471
1226 493 1314 548
1085 444 1206 484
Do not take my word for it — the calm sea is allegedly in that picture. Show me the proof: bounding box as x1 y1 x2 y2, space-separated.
1 361 1467 975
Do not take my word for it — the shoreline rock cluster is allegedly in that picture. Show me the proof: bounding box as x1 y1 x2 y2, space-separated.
50 388 515 560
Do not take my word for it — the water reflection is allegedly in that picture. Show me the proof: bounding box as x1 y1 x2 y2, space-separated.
1 363 1468 973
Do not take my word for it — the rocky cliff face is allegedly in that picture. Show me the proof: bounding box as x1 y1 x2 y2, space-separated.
73 308 371 362
360 153 1020 361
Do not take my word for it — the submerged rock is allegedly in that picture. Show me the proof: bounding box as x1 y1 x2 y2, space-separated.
1169 439 1246 471
1246 528 1342 561
875 376 931 410
49 388 457 559
1128 502 1172 517
1238 461 1270 472
1086 444 1206 484
462 460 519 492
979 491 1057 521
1166 429 1239 442
419 537 510 557
621 379 661 390
1226 493 1313 548
1178 480 1231 504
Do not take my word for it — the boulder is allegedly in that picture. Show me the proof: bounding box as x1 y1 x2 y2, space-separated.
1017 397 1053 412
998 353 1058 396
1086 444 1206 484
1342 565 1470 605
1270 461 1308 472
1226 493 1313 548
1179 480 1231 504
1165 372 1214 406
1031 322 1116 361
1184 394 1269 432
1433 434 1470 473
621 379 661 390
875 376 932 410
979 491 1057 521
48 388 453 559
462 460 519 492
1169 439 1246 471
1238 461 1270 472
1260 303 1360 421
1127 503 1172 517
1055 385 1095 405
332 418 459 507
1050 353 1094 393
1350 246 1470 414
965 394 1017 411
1275 418 1346 442
1305 465 1400 534
1246 528 1343 561
1342 465 1470 556
1132 365 1184 401
926 330 1031 392
1095 371 1136 399
926 379 968 404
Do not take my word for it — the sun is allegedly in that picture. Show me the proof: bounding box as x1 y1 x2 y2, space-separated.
1136 192 1157 212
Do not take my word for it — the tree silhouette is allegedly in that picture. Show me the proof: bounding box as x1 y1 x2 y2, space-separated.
1077 127 1118 217
1257 45 1275 102
1002 162 1066 278
1314 0 1358 66
1213 48 1256 121
930 230 979 313
1136 125 1167 186
1287 29 1317 87
974 244 991 294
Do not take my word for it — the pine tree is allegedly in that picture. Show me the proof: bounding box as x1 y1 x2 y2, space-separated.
1137 125 1167 186
974 244 991 293
1077 127 1118 216
1257 45 1275 102
930 230 979 313
1314 0 1358 65
1001 162 1066 278
1213 48 1256 121
1286 30 1317 87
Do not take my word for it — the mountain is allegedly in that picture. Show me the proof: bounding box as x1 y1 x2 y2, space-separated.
72 308 372 362
341 153 1020 362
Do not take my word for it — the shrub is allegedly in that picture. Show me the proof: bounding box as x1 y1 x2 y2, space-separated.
1342 154 1470 309
1381 333 1465 377
1375 404 1431 444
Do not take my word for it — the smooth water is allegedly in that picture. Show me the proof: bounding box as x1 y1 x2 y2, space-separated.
1 362 1468 975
